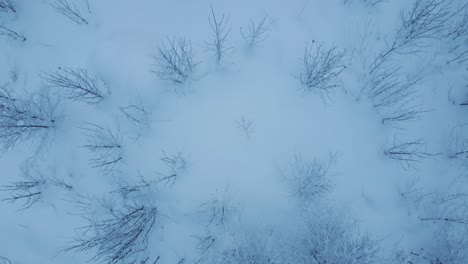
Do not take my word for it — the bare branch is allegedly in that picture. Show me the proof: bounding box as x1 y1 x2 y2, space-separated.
0 166 46 210
42 67 110 104
0 25 26 42
51 0 88 25
384 137 435 170
0 0 15 13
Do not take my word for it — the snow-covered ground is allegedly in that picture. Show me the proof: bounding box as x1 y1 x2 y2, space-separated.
1 0 468 263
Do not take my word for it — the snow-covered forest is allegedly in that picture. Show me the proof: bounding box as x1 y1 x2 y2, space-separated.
1 0 468 263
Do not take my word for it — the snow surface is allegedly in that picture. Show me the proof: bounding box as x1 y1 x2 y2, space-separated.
0 0 467 263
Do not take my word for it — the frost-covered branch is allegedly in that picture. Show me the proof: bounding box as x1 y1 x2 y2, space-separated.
206 5 231 65
0 86 57 153
42 68 110 104
51 0 88 25
63 204 158 264
303 206 380 264
0 25 26 42
240 16 270 48
0 0 16 13
384 137 434 169
299 41 347 99
82 123 123 174
152 37 196 85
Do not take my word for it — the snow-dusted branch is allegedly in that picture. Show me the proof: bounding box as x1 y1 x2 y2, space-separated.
240 16 270 48
0 87 57 153
0 25 26 42
82 123 123 174
384 137 434 169
42 68 110 104
0 0 15 13
152 37 196 85
51 0 88 25
206 5 231 65
63 204 158 264
299 41 347 99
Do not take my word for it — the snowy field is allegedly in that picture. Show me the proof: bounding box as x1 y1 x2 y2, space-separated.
1 0 468 263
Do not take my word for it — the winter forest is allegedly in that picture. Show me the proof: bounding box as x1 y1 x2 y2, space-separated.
1 0 468 263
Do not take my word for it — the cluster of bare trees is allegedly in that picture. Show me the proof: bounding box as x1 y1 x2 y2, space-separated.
358 0 467 126
151 6 272 89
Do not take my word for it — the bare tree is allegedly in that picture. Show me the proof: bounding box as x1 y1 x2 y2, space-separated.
152 37 196 86
63 203 158 264
0 86 57 153
82 123 124 174
50 0 88 25
384 137 435 170
235 116 254 139
0 166 46 210
0 0 15 13
206 5 231 65
42 68 110 104
299 41 347 100
286 153 335 203
240 16 270 48
0 25 26 42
